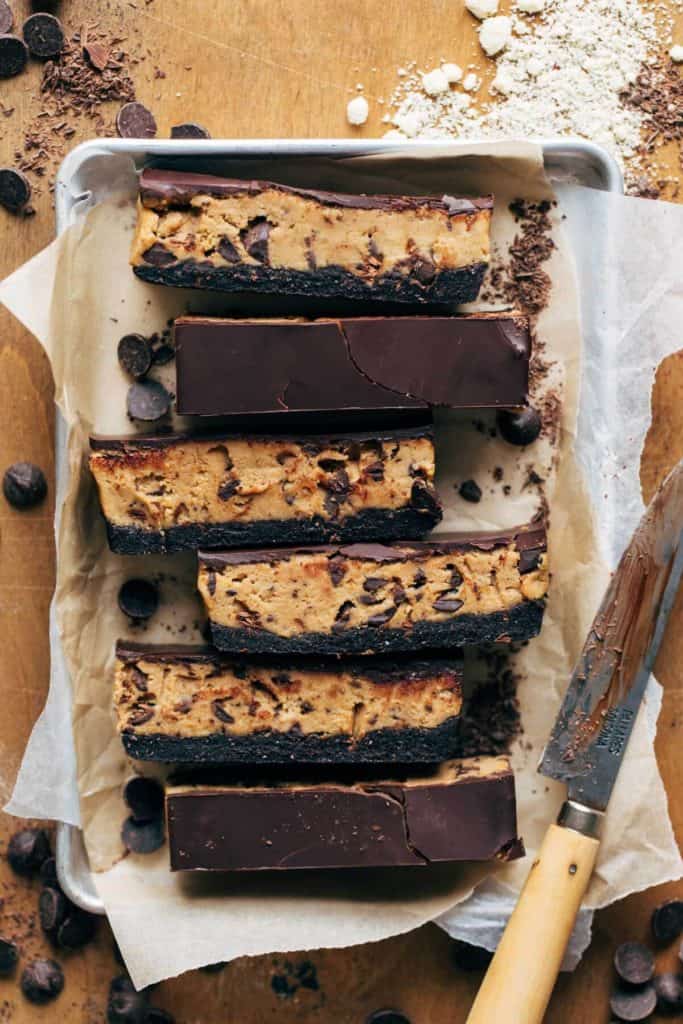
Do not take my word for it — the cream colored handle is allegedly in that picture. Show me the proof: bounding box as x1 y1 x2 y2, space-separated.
466 823 600 1024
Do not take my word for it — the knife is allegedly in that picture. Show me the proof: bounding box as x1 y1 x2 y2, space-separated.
466 458 683 1024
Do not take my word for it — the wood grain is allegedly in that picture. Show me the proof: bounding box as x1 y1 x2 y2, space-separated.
0 1 681 1020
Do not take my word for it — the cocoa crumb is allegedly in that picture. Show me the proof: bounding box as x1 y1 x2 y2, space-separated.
621 59 683 191
456 652 522 757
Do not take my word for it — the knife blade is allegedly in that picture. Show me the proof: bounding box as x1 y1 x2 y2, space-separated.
467 458 683 1024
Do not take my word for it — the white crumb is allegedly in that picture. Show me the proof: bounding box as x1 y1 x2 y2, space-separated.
670 44 683 62
346 95 369 126
516 0 545 11
465 0 499 19
441 62 463 83
479 16 512 56
462 72 481 92
491 67 515 95
422 67 450 95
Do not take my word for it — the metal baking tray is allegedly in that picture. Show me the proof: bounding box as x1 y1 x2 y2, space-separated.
52 136 623 915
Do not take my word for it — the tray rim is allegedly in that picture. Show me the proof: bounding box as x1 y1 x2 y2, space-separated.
52 135 623 916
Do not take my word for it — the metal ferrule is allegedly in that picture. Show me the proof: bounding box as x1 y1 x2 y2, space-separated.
557 799 604 839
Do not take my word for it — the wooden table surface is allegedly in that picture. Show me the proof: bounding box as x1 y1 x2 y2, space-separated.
0 1 681 1020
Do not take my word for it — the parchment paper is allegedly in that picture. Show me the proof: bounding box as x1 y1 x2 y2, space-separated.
1 141 680 989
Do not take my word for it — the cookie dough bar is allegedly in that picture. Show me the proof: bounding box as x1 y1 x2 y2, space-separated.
166 756 523 871
89 426 441 555
131 169 493 305
198 519 548 655
115 642 463 764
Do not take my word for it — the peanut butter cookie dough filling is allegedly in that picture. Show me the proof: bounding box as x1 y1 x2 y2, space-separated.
114 642 463 764
131 169 492 304
89 427 441 554
198 520 548 655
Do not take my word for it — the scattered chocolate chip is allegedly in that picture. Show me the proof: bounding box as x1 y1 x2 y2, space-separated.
366 1011 411 1024
126 379 171 422
150 343 174 366
3 461 47 508
652 899 683 945
212 700 234 724
83 40 109 70
609 982 657 1021
0 938 19 974
7 827 51 875
170 122 210 138
433 595 463 614
200 961 227 973
107 975 149 1023
271 972 297 997
0 3 13 33
0 34 28 77
57 907 97 950
217 236 240 263
497 406 542 446
0 167 31 213
459 479 482 503
295 960 318 989
240 218 270 262
39 886 68 934
121 816 164 855
22 13 63 57
20 958 64 1004
654 972 683 1012
141 242 175 267
39 856 58 886
118 578 159 621
118 334 152 379
116 101 157 138
124 776 164 822
614 942 655 986
450 939 493 971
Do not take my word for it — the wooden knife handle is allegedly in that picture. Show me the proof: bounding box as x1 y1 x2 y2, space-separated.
466 821 600 1024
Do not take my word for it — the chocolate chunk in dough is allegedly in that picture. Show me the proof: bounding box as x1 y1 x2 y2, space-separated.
121 815 165 854
170 122 210 138
126 379 171 421
0 34 28 77
118 334 152 379
116 101 157 139
0 3 13 33
118 578 159 621
20 958 64 1004
0 167 31 212
614 942 655 986
240 218 270 262
652 899 683 945
497 406 542 446
3 461 47 508
609 982 657 1021
123 776 164 822
141 243 176 267
22 13 63 57
459 479 482 503
0 938 19 974
7 827 51 875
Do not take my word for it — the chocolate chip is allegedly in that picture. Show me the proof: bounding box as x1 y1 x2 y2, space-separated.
126 379 171 421
240 217 270 262
363 577 387 593
170 122 210 138
207 569 216 597
614 942 655 985
146 1010 174 1024
410 479 441 516
121 816 164 855
116 101 157 138
129 708 154 726
328 556 346 586
497 406 542 446
20 958 64 1004
212 700 235 724
413 258 436 284
0 3 13 33
652 899 683 945
217 478 239 501
200 961 227 973
609 982 657 1021
334 599 354 623
107 975 149 1023
450 939 493 971
118 578 159 621
519 548 542 574
412 568 427 589
0 34 28 77
654 972 683 1012
39 856 58 885
433 595 464 613
366 1011 411 1024
459 479 482 503
22 12 63 56
83 40 109 70
367 606 397 627
141 243 175 266
123 776 164 822
0 938 18 974
7 827 51 876
118 334 152 379
130 667 149 693
57 907 97 950
365 460 385 482
295 960 318 990
39 886 68 934
150 343 175 366
0 167 31 212
217 236 240 263
3 461 47 508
